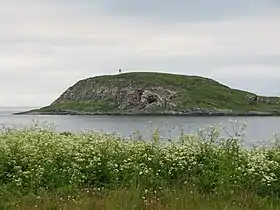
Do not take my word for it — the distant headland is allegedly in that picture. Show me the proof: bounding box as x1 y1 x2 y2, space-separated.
14 72 280 116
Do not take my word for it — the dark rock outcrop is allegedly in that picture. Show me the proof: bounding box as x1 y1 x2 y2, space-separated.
247 95 259 105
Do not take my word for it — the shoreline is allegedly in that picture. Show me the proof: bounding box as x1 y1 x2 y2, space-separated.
13 110 280 117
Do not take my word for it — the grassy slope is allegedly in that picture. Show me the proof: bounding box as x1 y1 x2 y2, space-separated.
31 72 280 114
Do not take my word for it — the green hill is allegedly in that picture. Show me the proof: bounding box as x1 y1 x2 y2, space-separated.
17 72 280 116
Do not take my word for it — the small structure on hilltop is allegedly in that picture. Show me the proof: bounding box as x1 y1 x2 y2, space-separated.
118 69 122 74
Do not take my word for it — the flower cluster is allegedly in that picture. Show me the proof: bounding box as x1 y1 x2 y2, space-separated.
0 123 280 197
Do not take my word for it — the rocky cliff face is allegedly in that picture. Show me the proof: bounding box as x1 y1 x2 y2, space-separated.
53 85 179 112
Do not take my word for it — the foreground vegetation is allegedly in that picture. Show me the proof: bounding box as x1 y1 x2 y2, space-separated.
1 121 280 209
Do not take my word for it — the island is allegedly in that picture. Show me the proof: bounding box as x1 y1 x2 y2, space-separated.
15 72 280 116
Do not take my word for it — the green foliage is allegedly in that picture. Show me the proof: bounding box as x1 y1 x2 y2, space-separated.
38 100 118 113
1 122 280 208
2 186 279 209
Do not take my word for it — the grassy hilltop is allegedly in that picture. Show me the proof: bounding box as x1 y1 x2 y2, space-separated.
18 72 280 116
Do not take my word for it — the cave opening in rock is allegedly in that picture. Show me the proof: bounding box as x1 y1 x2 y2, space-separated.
147 95 158 104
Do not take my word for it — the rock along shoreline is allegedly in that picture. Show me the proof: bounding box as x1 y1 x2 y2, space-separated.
13 109 280 117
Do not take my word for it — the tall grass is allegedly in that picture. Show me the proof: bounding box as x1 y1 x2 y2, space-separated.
0 121 280 209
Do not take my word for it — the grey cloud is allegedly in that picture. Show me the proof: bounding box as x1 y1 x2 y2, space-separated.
0 0 280 106
81 0 280 21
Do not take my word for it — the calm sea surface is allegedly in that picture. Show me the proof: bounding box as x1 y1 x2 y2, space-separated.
1 107 280 147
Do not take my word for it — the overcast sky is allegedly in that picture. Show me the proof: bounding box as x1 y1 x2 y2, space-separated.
1 0 280 107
